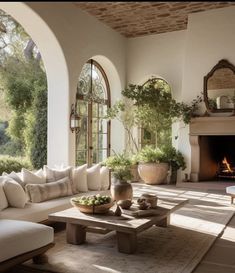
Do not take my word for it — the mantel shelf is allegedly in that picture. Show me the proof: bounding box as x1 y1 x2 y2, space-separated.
190 116 235 136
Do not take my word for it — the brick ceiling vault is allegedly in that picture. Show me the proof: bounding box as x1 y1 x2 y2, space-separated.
75 2 235 38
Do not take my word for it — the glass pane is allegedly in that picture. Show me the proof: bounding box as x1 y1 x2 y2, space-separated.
99 119 107 134
77 100 88 116
92 118 98 133
99 104 107 118
92 149 108 164
76 150 87 166
91 63 106 102
92 103 98 118
77 63 91 95
76 132 87 150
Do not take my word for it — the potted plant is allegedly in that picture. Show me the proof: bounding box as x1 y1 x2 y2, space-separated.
158 145 186 184
103 154 133 201
137 146 169 185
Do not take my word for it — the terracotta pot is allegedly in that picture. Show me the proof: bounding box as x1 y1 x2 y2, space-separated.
110 178 133 202
138 162 169 185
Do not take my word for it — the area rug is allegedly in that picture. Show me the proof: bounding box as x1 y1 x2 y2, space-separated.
17 186 235 273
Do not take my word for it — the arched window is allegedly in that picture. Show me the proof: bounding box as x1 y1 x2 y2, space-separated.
139 77 172 149
76 59 111 166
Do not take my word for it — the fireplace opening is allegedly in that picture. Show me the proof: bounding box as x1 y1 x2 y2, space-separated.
199 135 235 181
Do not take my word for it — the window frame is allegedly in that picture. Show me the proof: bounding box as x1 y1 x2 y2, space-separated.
76 59 111 166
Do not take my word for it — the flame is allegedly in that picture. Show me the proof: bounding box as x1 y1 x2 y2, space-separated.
222 157 233 173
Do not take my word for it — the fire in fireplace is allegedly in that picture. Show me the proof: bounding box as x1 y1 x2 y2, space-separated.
199 136 235 181
217 157 235 179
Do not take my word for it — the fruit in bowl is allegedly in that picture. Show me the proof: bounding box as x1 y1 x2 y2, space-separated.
70 194 114 214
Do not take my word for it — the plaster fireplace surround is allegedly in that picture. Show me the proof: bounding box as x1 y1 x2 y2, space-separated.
189 116 235 182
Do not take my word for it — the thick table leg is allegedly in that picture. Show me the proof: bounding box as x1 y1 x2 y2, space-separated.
116 232 137 254
157 215 170 227
66 223 86 244
33 254 48 264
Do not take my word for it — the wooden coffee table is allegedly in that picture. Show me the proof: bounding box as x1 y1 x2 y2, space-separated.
48 198 188 254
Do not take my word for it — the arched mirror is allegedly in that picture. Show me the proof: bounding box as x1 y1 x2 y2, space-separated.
204 59 235 113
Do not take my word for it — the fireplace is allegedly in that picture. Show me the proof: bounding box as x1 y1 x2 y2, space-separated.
199 135 235 181
189 116 235 182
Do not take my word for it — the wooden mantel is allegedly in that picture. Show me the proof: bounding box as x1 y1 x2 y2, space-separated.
190 116 235 136
189 116 235 182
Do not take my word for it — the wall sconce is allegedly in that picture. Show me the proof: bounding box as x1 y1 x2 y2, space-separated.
70 103 80 133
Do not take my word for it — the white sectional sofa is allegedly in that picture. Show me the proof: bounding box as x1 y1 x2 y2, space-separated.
0 163 110 272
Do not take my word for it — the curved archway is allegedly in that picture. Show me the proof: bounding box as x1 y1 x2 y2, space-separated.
87 55 124 155
0 2 69 167
140 77 172 149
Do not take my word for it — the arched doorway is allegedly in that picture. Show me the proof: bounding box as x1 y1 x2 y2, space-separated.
76 59 111 166
0 2 69 167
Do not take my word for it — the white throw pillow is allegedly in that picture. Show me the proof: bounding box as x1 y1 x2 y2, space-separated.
73 164 88 193
100 166 110 190
3 179 27 208
0 177 8 211
25 177 73 203
21 168 46 185
2 171 24 186
43 165 73 183
87 164 101 191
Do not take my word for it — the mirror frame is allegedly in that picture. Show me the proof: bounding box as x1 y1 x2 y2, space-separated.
204 59 235 113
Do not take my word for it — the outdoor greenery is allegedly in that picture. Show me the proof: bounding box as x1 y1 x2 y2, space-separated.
0 9 47 170
0 155 32 174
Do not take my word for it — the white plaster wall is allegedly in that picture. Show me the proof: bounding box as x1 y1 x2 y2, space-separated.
127 30 186 153
127 30 186 101
1 2 127 166
179 6 235 178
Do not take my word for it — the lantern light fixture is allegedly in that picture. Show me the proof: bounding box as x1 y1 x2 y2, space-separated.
70 103 80 133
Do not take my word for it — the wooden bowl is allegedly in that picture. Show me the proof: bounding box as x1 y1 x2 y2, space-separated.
70 199 114 214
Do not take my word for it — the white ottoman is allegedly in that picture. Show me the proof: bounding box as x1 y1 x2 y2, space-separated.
226 186 235 204
0 219 54 272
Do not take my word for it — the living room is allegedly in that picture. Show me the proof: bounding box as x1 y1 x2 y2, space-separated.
0 2 235 273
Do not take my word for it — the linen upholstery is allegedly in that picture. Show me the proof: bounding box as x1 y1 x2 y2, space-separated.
2 171 24 186
0 219 54 263
0 177 8 211
87 163 101 191
72 164 88 193
100 166 110 190
43 165 73 183
3 178 27 208
25 177 73 203
0 190 110 223
22 168 46 185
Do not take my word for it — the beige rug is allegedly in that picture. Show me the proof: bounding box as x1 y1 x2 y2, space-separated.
19 185 235 273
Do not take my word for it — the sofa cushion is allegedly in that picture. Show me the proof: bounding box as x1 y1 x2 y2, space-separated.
0 219 54 263
73 164 88 193
3 178 27 208
2 171 24 186
87 163 101 191
25 177 73 203
0 177 8 211
44 165 72 182
100 166 110 190
0 190 111 223
22 168 46 185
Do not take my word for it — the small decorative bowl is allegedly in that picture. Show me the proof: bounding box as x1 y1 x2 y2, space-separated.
70 199 114 214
